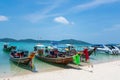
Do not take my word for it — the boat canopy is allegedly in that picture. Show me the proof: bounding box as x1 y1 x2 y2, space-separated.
35 43 45 50
66 44 73 47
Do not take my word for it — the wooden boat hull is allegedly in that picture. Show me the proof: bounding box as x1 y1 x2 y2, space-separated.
3 46 16 52
10 56 31 64
9 51 36 72
3 48 11 52
36 55 72 65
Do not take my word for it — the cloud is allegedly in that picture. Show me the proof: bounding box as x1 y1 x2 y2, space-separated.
25 13 60 23
25 0 66 23
72 0 119 11
25 0 119 23
54 16 70 24
0 15 8 21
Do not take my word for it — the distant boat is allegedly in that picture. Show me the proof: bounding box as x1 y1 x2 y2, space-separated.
105 44 120 55
3 43 16 52
89 44 110 53
115 44 120 50
90 44 120 55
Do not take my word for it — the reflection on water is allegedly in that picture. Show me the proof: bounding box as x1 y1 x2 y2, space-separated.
0 42 120 78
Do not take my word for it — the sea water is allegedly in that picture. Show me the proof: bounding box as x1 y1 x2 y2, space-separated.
0 42 64 78
0 42 120 77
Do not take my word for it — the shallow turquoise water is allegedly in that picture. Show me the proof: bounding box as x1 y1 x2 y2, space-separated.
0 42 120 77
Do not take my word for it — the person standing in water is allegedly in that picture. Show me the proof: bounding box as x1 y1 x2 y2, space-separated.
83 47 89 62
83 47 93 72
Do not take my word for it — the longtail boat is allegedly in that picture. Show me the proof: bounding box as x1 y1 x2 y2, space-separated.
34 44 96 64
34 44 72 64
10 50 35 64
3 43 16 52
35 48 95 65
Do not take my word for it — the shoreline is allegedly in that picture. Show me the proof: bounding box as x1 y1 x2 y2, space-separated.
1 60 120 80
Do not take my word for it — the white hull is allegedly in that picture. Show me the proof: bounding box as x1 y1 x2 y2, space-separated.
90 44 120 55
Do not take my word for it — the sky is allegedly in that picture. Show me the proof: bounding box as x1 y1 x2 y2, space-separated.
0 0 120 44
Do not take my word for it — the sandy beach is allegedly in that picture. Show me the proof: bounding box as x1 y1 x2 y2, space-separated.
1 60 120 80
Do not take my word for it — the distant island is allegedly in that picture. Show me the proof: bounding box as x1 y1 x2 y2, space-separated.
0 38 91 44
